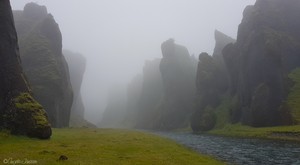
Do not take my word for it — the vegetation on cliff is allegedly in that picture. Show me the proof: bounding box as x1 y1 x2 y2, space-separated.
0 0 51 139
14 3 73 127
5 93 51 139
220 0 300 127
287 68 300 123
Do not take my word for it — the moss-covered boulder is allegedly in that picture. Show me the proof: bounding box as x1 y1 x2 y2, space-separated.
5 93 51 139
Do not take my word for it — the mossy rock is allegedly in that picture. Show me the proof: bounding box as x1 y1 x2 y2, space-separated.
5 93 52 139
191 106 216 132
287 68 300 123
13 4 73 127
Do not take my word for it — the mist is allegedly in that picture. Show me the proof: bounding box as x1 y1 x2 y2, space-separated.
11 0 255 124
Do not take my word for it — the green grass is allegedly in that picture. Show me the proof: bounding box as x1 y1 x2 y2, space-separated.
0 128 224 165
209 124 300 142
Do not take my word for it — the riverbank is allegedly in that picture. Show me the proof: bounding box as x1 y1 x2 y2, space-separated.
0 128 224 165
208 124 300 142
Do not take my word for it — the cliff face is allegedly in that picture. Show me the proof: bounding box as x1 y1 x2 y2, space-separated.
158 39 197 130
13 3 73 127
63 50 87 127
136 59 163 129
0 2 28 108
100 59 163 129
99 75 143 128
213 30 236 60
191 31 235 132
124 74 143 128
0 0 51 139
223 0 300 126
212 30 236 93
99 86 127 128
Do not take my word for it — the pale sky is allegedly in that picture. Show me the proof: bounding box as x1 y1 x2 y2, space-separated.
11 0 256 124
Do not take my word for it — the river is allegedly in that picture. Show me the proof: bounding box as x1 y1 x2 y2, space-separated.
156 132 300 165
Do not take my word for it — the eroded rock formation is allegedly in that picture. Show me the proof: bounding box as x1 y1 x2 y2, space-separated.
191 30 235 132
158 39 197 130
14 3 73 127
0 0 51 139
135 59 163 129
63 50 87 127
223 0 300 126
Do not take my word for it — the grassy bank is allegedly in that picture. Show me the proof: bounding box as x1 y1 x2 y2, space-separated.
0 128 224 165
209 124 300 142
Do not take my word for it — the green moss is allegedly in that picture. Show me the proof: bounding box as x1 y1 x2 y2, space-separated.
287 68 300 123
13 93 49 128
214 96 231 128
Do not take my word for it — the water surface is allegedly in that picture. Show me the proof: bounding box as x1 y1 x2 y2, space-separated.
156 132 300 165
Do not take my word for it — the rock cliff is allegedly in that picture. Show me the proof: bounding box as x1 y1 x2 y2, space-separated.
212 30 235 93
191 31 234 132
124 74 143 128
13 3 73 127
136 59 163 129
223 0 300 126
99 86 127 128
63 50 88 127
158 39 197 130
0 0 51 139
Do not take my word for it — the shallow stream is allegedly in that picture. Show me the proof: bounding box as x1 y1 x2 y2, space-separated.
156 132 300 165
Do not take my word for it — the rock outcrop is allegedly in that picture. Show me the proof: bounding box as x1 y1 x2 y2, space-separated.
0 0 51 139
104 59 163 129
213 30 235 61
158 39 197 130
212 30 236 93
135 59 163 129
99 86 127 128
191 53 218 131
13 3 73 127
100 74 144 128
124 74 143 127
191 31 235 132
223 0 300 126
63 50 88 127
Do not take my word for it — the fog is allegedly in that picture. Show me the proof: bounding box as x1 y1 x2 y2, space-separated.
11 0 255 124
